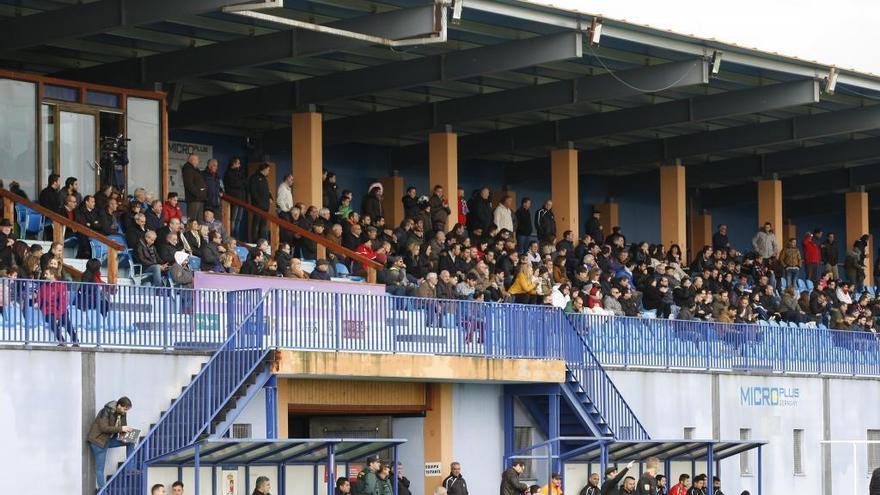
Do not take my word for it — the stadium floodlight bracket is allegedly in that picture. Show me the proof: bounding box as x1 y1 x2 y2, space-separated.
711 50 723 75
222 0 448 48
451 0 464 24
588 18 602 46
825 67 839 94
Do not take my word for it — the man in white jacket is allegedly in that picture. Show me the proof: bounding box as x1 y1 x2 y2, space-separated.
493 195 515 233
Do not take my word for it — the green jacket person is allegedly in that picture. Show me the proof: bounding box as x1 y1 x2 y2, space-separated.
353 456 382 495
376 462 393 495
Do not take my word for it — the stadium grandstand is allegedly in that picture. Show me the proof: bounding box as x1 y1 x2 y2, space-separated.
2 0 880 494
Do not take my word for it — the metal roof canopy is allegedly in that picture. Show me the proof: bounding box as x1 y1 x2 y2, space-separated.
147 438 407 466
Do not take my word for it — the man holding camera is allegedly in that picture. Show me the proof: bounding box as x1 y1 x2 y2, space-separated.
88 396 135 489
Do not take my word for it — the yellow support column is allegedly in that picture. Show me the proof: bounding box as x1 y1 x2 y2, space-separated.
379 176 404 226
782 222 797 244
291 111 323 208
429 132 458 231
551 148 579 239
846 191 873 287
757 179 784 252
660 164 687 254
423 383 453 495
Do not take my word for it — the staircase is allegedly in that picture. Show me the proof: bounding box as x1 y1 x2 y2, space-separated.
512 312 648 448
101 288 270 494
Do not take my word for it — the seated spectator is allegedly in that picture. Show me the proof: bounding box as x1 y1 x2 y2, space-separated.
551 283 571 309
202 209 226 241
161 192 183 224
310 259 332 281
145 199 164 231
135 231 167 286
603 286 624 316
508 261 538 304
170 251 194 288
239 248 265 276
200 230 224 272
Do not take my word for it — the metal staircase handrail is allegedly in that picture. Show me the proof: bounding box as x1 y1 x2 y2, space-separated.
100 288 269 494
560 312 650 440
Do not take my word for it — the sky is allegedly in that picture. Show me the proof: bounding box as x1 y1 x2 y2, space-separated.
526 0 880 76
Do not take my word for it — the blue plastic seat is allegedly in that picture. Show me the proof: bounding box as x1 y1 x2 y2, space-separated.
796 279 806 291
805 279 814 291
236 246 249 261
188 256 201 271
89 240 109 264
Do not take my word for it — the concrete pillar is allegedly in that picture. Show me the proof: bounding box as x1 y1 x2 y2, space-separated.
757 179 784 251
423 383 453 495
379 176 404 227
429 132 458 231
551 148 579 239
595 202 618 238
846 191 873 286
291 111 323 208
782 222 797 244
690 210 712 261
660 164 687 254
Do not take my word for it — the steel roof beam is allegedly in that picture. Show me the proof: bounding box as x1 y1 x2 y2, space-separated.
53 5 441 87
171 31 583 128
389 77 815 166
310 58 708 146
586 103 880 171
0 0 239 53
688 136 880 187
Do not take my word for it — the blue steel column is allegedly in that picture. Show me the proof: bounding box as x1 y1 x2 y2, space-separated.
706 443 714 495
393 446 399 495
549 393 561 475
757 446 762 495
265 374 278 439
245 465 251 495
328 443 337 495
212 466 217 495
599 443 608 478
503 392 515 465
194 443 201 495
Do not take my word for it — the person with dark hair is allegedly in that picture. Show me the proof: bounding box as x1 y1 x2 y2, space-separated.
685 475 706 495
223 157 247 238
203 158 222 213
252 476 271 495
585 208 604 245
151 484 166 495
402 186 419 219
59 176 81 206
621 477 635 495
500 460 529 495
515 198 534 251
39 268 76 345
171 480 184 495
353 456 381 495
711 476 724 495
39 173 62 238
248 163 272 242
535 200 556 243
362 184 384 221
803 229 823 284
88 396 134 490
578 472 600 495
655 475 667 495
75 195 100 258
870 466 880 495
467 187 492 234
161 192 183 224
600 460 634 495
335 477 351 495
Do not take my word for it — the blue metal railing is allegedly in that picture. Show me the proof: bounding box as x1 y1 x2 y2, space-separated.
101 288 266 494
569 313 880 376
560 312 649 440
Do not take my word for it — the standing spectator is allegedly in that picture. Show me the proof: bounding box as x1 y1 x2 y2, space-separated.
869 466 880 495
821 232 840 280
74 195 99 259
39 173 62 239
396 463 413 495
668 475 689 495
457 188 468 226
802 230 822 283
87 397 134 490
467 187 492 233
845 241 866 290
181 154 207 221
500 461 529 495
223 157 247 237
442 462 468 495
430 185 452 230
276 174 295 242
585 208 604 245
751 222 778 259
202 158 222 215
601 461 633 495
248 163 272 242
515 198 534 251
39 268 76 345
323 172 339 213
779 238 802 289
493 195 515 233
361 184 384 222
535 200 556 243
402 187 419 219
712 224 730 252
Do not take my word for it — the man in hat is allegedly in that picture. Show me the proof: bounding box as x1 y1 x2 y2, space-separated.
601 460 634 495
539 473 564 495
311 259 332 281
353 455 381 495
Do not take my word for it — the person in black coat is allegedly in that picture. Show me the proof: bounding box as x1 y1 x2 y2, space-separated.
322 172 339 213
870 466 880 495
499 461 528 495
202 159 223 212
74 196 100 259
585 209 604 245
223 157 247 236
181 154 207 222
200 230 223 271
361 186 384 222
535 200 557 243
247 164 272 242
466 187 492 233
514 198 533 250
239 248 265 276
600 461 633 495
38 173 62 239
402 187 420 219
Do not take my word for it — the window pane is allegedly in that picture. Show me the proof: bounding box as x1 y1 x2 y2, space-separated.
60 112 97 196
41 104 55 187
86 90 120 108
44 84 79 102
0 79 37 197
793 429 804 475
868 430 880 475
740 428 751 475
126 97 161 196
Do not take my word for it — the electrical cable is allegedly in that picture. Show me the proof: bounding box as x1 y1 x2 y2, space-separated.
586 43 703 94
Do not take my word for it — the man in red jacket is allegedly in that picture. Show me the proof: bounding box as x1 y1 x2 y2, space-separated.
802 229 823 285
668 474 690 495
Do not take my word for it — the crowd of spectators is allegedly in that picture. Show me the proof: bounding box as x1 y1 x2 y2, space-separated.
2 155 879 335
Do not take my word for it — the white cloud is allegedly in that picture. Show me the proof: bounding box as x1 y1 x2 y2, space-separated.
526 0 880 75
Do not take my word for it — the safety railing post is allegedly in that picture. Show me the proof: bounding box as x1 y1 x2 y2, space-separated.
334 292 342 351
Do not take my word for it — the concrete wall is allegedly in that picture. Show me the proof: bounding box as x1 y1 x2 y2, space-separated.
0 347 209 495
452 384 504 495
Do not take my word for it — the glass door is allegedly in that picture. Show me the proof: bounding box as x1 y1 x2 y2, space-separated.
59 111 97 196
